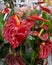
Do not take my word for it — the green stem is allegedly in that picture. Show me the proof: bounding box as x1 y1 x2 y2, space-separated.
20 44 22 57
31 50 35 65
31 26 35 65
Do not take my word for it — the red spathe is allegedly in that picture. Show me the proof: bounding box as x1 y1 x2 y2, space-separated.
2 16 34 48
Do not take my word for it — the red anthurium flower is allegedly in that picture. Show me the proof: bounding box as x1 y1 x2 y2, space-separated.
39 43 50 59
28 14 49 22
5 53 25 65
39 33 49 41
39 40 52 59
40 6 50 14
2 16 34 48
5 53 19 65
